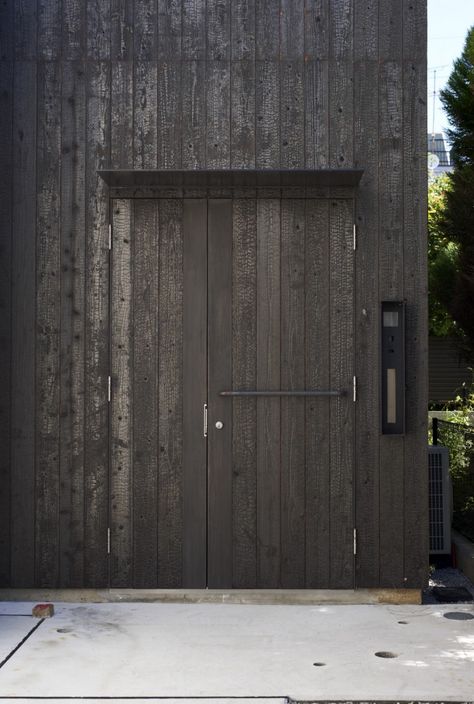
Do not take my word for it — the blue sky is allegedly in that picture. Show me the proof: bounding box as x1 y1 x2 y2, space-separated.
428 0 474 134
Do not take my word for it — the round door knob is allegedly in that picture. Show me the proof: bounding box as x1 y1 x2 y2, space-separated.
215 421 224 429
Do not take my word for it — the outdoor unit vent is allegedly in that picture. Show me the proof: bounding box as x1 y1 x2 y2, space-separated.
428 445 452 554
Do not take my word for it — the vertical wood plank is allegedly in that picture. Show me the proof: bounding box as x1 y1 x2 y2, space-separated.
110 199 133 588
0 62 12 585
329 0 352 60
133 61 158 169
11 62 36 586
280 0 304 58
36 61 61 588
403 0 428 589
157 200 184 587
157 62 182 168
280 199 306 587
207 0 230 61
181 61 206 168
182 0 206 60
133 200 159 588
255 0 279 60
206 61 231 168
134 0 158 60
87 0 111 60
379 0 403 61
353 0 378 60
255 62 279 169
208 199 233 587
111 61 134 168
232 199 257 587
158 0 182 60
256 199 281 587
353 55 380 587
63 0 86 60
111 0 134 60
305 199 330 588
304 0 329 60
231 61 255 168
0 0 13 60
378 59 405 588
38 0 61 59
329 60 353 168
304 59 329 168
84 61 110 587
14 0 37 59
60 61 86 587
281 60 304 168
231 0 255 61
182 199 207 587
329 199 354 589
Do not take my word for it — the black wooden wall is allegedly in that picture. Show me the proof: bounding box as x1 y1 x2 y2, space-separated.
0 0 428 589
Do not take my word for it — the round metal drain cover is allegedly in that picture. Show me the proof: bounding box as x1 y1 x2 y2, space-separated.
375 651 398 658
443 611 474 620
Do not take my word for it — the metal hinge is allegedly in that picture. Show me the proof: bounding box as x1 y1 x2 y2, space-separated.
203 403 208 438
108 223 112 250
353 528 357 556
353 224 357 251
107 527 111 555
108 375 111 403
353 376 357 403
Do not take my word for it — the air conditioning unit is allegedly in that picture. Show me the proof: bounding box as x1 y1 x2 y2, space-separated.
428 446 452 554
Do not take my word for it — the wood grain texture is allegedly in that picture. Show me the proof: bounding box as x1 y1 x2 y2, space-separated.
206 61 231 168
11 62 36 586
280 199 306 587
133 61 158 168
63 0 86 60
329 199 354 589
353 57 380 587
84 61 110 587
157 200 184 587
231 0 255 61
305 199 330 587
255 0 279 60
256 62 279 168
232 199 257 587
111 0 133 60
110 199 133 588
280 0 304 59
182 0 206 59
132 200 159 587
329 0 352 60
378 55 404 587
304 59 329 168
59 61 86 587
305 0 329 60
182 60 206 168
231 61 255 168
182 199 207 587
134 0 158 60
207 199 233 587
403 0 428 588
0 0 13 60
256 199 281 587
158 62 182 168
329 60 353 168
0 62 12 586
14 0 37 59
379 0 403 61
111 61 133 168
38 0 61 59
87 0 111 59
281 60 304 168
158 0 182 59
207 0 230 60
36 61 61 588
353 0 378 60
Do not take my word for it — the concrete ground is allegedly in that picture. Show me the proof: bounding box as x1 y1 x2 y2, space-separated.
0 601 473 702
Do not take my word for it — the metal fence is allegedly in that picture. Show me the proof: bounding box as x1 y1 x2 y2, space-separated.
432 417 474 542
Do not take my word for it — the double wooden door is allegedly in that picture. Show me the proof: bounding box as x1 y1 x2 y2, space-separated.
110 197 354 589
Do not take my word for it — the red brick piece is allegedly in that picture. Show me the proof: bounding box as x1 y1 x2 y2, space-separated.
32 603 54 618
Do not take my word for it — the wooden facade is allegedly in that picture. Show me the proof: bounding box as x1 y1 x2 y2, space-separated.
0 1 428 590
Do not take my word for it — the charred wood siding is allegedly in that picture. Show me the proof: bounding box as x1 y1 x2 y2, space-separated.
0 0 427 589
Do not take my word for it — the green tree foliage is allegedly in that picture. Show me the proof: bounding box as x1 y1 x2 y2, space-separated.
438 27 474 361
428 174 458 337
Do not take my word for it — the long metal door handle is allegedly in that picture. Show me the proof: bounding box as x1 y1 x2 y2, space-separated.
219 390 345 397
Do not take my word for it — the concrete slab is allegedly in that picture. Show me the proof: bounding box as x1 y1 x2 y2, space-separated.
0 615 35 662
0 602 472 701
